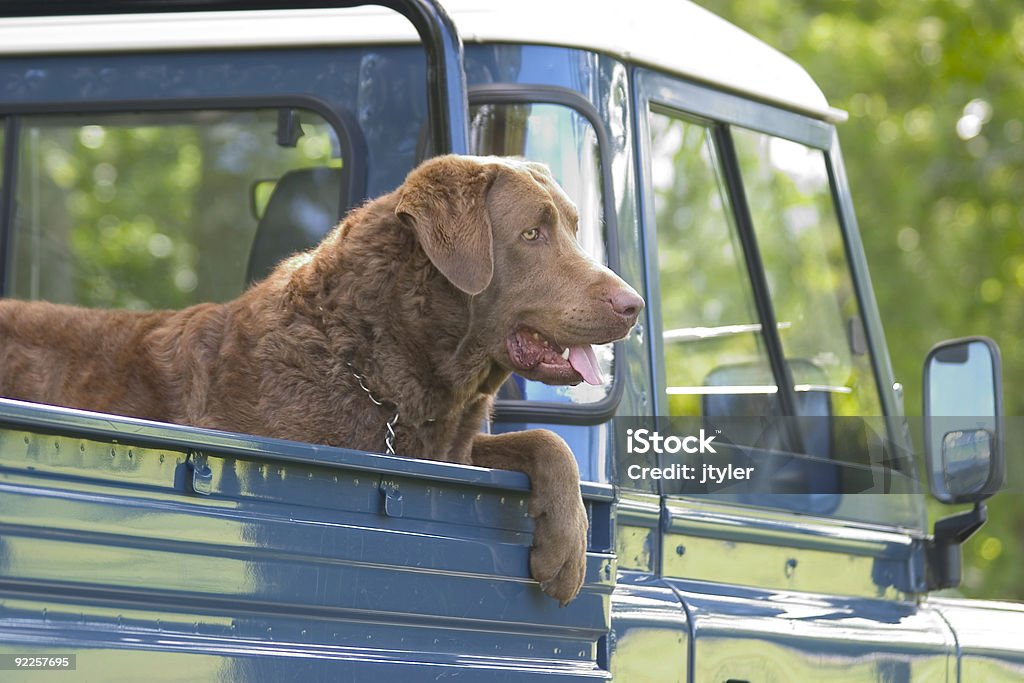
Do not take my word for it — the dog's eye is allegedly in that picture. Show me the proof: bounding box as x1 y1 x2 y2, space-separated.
521 228 541 242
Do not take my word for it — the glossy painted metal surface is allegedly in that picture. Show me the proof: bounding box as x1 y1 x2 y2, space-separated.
615 494 660 574
662 498 926 599
0 406 614 680
671 581 953 681
609 572 688 683
931 598 1024 681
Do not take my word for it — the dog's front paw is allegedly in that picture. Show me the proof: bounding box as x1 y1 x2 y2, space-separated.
529 488 588 606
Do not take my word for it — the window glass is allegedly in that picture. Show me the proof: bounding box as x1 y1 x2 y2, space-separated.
9 108 341 309
648 112 885 422
648 109 778 417
733 128 883 418
646 105 910 507
470 101 610 405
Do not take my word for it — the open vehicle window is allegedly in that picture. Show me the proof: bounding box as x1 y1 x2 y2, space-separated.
7 108 343 309
470 100 611 406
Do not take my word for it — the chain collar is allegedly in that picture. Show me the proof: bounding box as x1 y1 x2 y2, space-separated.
346 362 400 456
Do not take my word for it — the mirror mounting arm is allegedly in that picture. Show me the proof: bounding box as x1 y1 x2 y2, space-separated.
924 502 987 591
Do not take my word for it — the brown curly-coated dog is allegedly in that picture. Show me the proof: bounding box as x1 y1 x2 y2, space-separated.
0 154 644 604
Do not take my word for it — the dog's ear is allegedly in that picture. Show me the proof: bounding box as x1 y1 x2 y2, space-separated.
395 155 497 296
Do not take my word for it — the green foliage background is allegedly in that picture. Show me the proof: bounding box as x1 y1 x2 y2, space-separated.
12 111 336 310
702 0 1024 600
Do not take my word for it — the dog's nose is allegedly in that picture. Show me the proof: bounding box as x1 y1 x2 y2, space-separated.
611 289 645 321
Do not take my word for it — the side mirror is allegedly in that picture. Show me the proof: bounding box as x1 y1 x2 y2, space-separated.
923 337 1003 504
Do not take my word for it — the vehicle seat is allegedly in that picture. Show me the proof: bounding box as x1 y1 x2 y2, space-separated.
246 166 347 285
701 360 839 495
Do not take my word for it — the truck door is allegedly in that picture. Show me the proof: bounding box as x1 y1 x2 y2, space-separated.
636 69 956 681
462 81 690 681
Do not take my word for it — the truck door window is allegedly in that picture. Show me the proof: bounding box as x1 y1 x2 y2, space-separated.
648 112 884 421
646 105 909 504
732 128 883 417
6 107 343 309
470 100 611 406
647 109 779 417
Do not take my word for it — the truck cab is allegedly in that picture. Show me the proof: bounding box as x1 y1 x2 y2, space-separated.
0 1 1019 680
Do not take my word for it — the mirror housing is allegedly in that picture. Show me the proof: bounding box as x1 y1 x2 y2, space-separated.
923 337 1004 504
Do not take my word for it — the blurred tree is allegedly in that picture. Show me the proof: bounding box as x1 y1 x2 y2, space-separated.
702 0 1024 599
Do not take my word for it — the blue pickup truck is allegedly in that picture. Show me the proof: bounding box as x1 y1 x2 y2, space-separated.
0 1 1020 680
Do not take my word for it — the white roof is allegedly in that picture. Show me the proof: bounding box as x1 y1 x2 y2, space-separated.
0 0 845 122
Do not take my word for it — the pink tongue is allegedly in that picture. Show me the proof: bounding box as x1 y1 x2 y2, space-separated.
568 345 604 385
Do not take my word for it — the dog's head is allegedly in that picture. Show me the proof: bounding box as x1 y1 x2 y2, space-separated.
395 155 644 386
